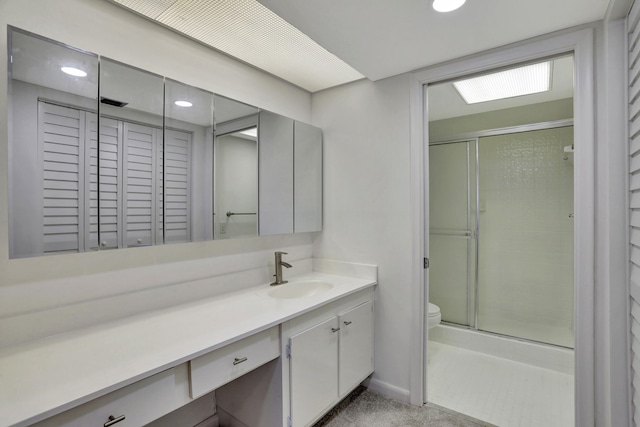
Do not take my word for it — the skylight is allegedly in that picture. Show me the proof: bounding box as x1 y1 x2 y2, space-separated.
453 62 552 104
110 0 364 92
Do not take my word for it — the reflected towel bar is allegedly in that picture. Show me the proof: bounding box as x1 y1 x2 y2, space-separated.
226 211 257 217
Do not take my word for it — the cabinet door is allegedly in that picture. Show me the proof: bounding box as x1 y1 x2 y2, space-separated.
339 300 374 396
258 111 294 236
290 316 339 427
294 121 322 233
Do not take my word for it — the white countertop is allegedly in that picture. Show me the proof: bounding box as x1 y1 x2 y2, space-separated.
0 272 376 427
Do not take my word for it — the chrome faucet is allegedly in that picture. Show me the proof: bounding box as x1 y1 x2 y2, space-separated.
270 251 292 286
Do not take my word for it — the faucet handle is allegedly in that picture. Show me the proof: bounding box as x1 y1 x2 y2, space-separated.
275 251 288 255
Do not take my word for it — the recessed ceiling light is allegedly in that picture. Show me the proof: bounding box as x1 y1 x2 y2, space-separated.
175 100 193 107
453 61 552 104
433 0 466 12
61 66 87 77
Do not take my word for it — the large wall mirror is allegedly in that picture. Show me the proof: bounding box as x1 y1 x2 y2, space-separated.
7 28 321 259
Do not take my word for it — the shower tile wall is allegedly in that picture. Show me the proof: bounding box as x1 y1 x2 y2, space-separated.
477 127 574 348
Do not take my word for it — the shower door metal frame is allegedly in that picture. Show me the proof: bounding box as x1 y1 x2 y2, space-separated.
429 118 574 332
429 138 478 328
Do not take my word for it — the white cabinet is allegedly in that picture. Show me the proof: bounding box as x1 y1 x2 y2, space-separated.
31 369 177 427
338 301 374 396
285 292 374 427
189 326 280 399
289 317 340 426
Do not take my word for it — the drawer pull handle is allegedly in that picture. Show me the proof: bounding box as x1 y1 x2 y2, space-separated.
331 327 340 333
344 321 352 326
104 415 126 427
233 357 248 365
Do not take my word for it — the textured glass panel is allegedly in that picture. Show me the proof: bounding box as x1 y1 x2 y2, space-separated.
429 141 476 326
476 127 574 348
429 235 473 326
429 142 469 231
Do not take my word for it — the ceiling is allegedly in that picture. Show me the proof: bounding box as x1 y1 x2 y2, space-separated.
108 0 614 94
108 0 364 92
257 0 610 82
428 55 575 121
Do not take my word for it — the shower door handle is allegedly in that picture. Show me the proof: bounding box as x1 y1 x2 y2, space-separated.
430 229 474 239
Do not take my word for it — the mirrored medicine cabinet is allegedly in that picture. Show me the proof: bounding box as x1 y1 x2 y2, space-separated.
7 28 322 259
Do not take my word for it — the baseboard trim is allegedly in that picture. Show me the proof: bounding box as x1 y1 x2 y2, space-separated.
363 377 410 403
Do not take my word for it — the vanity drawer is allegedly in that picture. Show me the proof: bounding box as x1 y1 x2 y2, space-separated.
32 368 176 427
189 326 280 399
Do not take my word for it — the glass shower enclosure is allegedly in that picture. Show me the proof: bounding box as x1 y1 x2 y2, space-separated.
429 125 574 348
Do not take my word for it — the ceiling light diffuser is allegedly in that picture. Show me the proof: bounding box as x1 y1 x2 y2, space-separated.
111 0 364 92
453 62 552 104
61 66 87 77
433 0 466 12
174 100 193 107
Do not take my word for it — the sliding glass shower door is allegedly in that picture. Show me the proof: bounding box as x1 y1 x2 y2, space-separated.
428 140 477 327
428 126 574 348
476 127 574 348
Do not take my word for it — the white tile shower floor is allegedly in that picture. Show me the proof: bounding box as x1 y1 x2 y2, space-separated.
427 341 574 427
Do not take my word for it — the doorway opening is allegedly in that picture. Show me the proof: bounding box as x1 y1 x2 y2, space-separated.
425 54 576 427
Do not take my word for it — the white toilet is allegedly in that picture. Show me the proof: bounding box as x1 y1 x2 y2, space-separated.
427 303 441 330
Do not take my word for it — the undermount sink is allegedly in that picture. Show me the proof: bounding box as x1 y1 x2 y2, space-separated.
267 280 333 299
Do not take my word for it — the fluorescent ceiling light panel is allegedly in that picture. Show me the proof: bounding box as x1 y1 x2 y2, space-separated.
110 0 364 92
453 62 552 104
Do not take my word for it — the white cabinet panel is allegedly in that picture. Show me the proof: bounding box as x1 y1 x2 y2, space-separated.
339 301 374 396
31 369 176 427
289 316 339 427
294 121 322 233
258 111 294 236
190 326 280 399
284 290 375 427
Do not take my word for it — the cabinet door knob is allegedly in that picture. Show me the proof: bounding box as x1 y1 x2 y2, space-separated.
331 327 340 333
104 415 126 427
344 321 352 326
233 356 248 365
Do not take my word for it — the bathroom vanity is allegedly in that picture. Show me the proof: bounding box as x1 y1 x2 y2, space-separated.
0 261 376 427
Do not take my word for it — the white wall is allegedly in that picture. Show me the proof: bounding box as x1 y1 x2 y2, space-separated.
312 22 633 427
0 0 313 287
311 75 414 398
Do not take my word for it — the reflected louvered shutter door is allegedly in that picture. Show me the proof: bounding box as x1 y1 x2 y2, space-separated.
164 129 191 243
123 122 159 247
157 128 164 244
87 112 98 250
629 1 640 425
39 102 86 254
98 117 122 249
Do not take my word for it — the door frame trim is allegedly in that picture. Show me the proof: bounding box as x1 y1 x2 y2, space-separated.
408 26 595 426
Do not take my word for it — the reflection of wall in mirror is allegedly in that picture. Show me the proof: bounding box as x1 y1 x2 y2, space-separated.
214 134 258 239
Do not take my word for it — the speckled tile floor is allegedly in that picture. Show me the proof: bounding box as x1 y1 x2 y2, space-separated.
312 387 494 427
